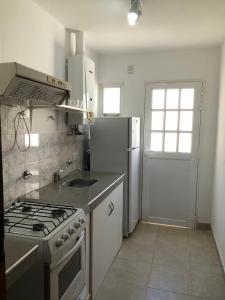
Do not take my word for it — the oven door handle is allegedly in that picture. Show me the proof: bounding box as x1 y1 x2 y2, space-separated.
51 231 85 270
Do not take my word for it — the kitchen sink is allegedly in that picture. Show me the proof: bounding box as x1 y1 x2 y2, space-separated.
62 178 98 188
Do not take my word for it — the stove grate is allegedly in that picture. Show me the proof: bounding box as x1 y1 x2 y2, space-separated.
4 201 77 237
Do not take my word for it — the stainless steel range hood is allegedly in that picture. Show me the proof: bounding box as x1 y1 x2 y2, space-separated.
0 62 71 107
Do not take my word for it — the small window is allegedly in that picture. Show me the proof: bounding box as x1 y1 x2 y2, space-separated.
102 86 121 115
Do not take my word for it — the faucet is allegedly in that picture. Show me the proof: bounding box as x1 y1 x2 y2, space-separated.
53 169 64 184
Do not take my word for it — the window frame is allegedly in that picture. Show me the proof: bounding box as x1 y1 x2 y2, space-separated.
100 83 123 116
144 81 202 160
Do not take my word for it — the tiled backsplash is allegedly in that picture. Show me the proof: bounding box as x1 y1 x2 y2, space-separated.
1 105 88 206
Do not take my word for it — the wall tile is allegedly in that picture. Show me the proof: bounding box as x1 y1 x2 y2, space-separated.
1 107 87 205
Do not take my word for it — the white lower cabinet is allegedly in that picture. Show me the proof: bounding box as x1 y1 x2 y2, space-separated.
91 183 123 299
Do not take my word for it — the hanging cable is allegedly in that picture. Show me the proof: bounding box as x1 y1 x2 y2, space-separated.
11 106 31 152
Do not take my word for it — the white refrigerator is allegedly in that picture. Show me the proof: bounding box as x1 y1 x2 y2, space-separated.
90 117 141 236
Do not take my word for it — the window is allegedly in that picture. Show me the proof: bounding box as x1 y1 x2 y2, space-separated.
102 85 121 115
150 87 195 153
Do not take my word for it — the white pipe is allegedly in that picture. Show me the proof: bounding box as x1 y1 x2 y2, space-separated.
70 31 76 56
76 31 86 55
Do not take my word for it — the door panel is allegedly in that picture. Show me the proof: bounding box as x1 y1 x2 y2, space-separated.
142 82 202 227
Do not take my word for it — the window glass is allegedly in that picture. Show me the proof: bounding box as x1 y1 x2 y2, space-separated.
180 88 194 109
103 87 120 114
151 111 164 130
164 133 177 152
178 133 192 153
165 111 178 131
166 89 179 109
179 111 193 131
150 132 163 151
152 89 165 109
150 86 196 154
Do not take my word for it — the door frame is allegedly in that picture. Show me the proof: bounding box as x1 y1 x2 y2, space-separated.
141 80 204 227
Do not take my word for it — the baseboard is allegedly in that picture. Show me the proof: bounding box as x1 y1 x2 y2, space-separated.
211 227 225 280
195 222 211 230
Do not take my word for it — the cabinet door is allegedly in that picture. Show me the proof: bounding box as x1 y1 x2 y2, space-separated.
92 183 123 299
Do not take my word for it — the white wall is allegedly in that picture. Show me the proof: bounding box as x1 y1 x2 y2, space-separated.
0 0 99 127
0 0 66 78
98 47 220 223
212 42 225 271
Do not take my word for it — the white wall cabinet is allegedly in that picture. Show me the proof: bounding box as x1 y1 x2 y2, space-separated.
91 183 123 299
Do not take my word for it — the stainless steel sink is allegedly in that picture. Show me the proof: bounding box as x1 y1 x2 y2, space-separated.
62 178 98 188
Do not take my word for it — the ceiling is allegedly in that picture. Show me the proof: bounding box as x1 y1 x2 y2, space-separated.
33 0 225 54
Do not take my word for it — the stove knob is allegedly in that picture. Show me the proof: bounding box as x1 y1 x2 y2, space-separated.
79 218 85 225
55 238 64 247
68 227 75 235
62 233 70 241
74 222 81 229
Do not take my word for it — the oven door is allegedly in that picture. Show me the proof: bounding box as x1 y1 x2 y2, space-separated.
50 231 86 300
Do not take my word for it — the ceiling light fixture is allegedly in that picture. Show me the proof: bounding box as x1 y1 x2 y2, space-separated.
128 0 143 26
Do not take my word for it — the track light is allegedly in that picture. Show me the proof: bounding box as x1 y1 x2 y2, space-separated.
128 0 143 26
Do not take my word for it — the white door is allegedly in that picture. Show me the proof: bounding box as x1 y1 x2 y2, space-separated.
142 82 203 227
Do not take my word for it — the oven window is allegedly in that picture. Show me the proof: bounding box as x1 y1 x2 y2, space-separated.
58 247 81 299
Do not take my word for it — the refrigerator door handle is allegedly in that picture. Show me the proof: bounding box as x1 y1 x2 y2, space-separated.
127 147 135 152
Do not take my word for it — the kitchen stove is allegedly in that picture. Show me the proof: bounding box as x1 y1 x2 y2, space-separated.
4 201 87 300
4 201 78 238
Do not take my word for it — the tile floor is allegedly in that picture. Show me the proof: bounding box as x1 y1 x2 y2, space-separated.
95 222 225 300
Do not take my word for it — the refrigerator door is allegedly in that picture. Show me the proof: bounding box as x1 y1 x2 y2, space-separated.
128 147 140 233
129 117 140 148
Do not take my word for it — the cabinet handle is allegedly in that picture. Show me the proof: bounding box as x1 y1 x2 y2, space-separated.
108 203 113 216
111 202 114 212
108 202 115 216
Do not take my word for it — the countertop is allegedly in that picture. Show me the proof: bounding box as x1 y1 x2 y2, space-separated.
5 237 39 288
19 171 125 213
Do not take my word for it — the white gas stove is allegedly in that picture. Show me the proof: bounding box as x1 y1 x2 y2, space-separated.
4 201 87 300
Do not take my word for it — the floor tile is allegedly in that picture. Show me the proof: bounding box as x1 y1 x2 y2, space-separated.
118 239 154 263
95 282 146 300
153 241 189 268
158 226 190 240
188 230 215 249
145 288 210 300
188 244 220 266
190 270 225 299
148 264 192 294
94 224 225 300
108 257 151 287
129 223 158 248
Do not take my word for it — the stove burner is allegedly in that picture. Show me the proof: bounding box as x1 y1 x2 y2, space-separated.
52 209 66 218
33 223 45 232
4 218 9 225
22 205 32 213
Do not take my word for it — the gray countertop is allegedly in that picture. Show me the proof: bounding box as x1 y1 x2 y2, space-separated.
5 237 39 288
20 171 125 213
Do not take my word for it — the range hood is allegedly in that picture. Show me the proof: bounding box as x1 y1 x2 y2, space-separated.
0 62 71 107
